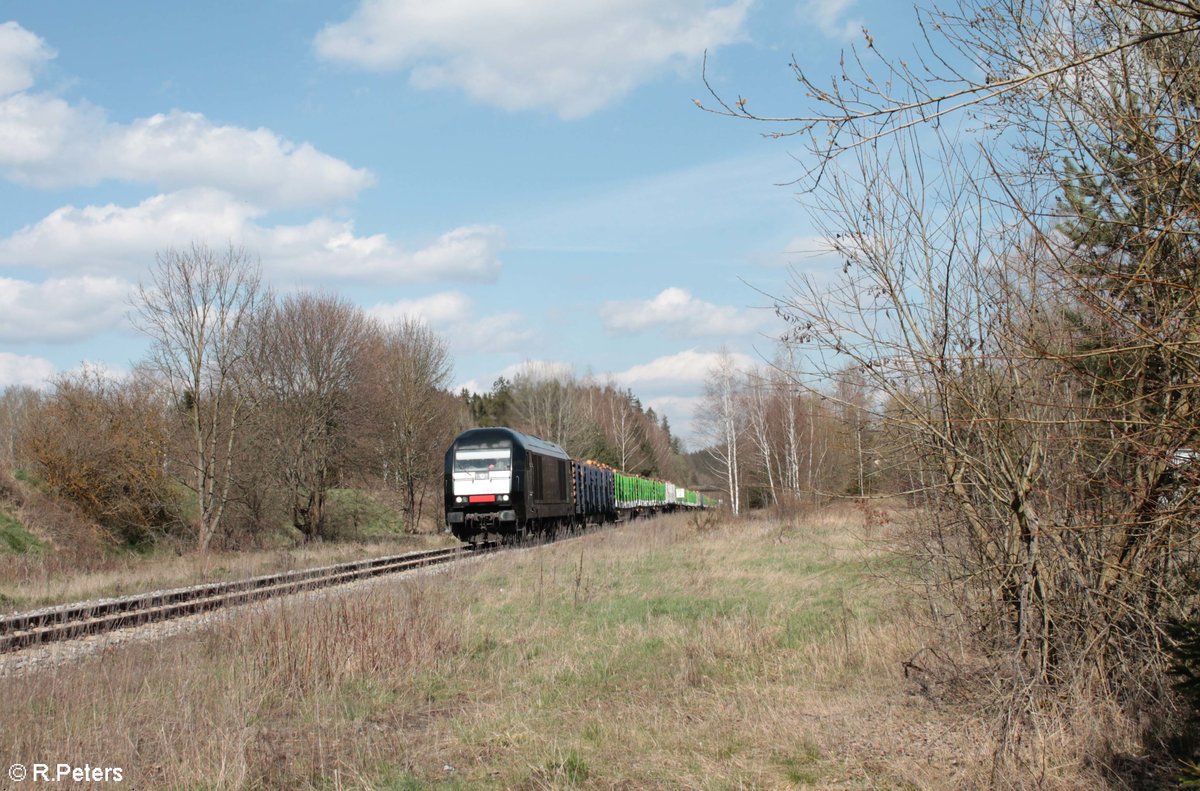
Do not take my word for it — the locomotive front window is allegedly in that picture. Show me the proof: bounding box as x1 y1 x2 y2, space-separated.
453 449 512 472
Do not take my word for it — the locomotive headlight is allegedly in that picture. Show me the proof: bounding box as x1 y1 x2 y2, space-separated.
456 496 465 503
500 494 509 501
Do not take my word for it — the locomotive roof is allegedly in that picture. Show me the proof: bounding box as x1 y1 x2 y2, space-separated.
452 426 570 461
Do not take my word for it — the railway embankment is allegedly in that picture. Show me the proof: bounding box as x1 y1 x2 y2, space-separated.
0 505 1082 789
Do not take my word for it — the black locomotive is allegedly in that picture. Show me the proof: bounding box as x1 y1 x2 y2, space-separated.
445 427 570 542
444 426 705 543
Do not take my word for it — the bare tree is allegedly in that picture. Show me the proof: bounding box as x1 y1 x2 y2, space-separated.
698 348 743 515
358 319 456 531
0 386 42 469
774 360 803 499
134 243 265 551
832 365 874 497
713 0 1200 757
510 364 585 448
246 292 370 542
608 387 648 472
742 370 779 507
767 355 832 502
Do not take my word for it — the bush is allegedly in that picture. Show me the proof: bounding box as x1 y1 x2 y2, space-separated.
19 370 181 547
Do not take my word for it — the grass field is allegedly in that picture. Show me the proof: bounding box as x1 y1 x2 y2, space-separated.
0 505 1097 789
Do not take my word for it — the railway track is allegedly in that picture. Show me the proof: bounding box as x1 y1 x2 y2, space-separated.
0 544 483 653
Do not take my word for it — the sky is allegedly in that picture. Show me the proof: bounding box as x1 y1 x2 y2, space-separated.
0 0 915 447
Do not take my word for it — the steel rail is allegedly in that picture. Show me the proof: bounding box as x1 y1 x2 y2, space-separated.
0 544 481 653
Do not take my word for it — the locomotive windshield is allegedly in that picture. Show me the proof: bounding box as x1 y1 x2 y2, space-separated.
453 448 512 472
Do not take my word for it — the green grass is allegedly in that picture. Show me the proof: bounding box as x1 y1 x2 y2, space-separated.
12 467 46 491
372 767 473 791
0 508 44 554
398 515 907 787
774 742 824 785
541 747 590 785
325 488 406 538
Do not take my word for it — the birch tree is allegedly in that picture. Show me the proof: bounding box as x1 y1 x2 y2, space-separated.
775 365 802 498
609 388 648 472
698 349 743 515
743 370 778 507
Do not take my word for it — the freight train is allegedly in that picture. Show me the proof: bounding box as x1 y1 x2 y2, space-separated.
444 426 710 543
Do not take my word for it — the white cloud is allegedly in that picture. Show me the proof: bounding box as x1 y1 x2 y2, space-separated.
439 311 531 353
0 93 92 168
643 394 704 448
614 348 756 387
101 111 374 207
369 291 471 325
500 360 574 381
253 217 505 283
315 0 752 118
455 378 485 395
601 286 764 337
0 23 371 208
0 22 53 97
801 0 864 41
0 99 374 207
0 351 55 390
368 290 531 352
0 190 253 273
0 189 505 283
644 394 702 415
610 351 756 447
0 275 132 342
454 360 573 396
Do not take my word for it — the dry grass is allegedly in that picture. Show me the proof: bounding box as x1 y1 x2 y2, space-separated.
0 534 456 613
0 504 1123 789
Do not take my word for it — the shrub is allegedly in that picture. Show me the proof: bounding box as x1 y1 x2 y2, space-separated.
20 370 180 546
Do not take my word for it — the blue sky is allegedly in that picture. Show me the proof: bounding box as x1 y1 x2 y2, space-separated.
0 0 912 446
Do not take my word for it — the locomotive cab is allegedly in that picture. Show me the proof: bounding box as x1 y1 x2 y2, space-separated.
444 427 573 542
450 442 514 502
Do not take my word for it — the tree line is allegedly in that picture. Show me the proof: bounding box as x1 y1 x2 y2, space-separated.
9 244 881 552
0 247 888 551
696 349 904 516
1 244 461 550
461 355 890 512
464 369 685 480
